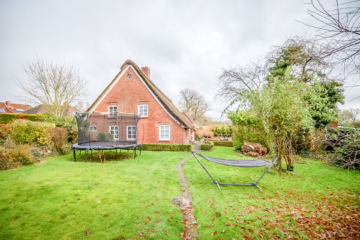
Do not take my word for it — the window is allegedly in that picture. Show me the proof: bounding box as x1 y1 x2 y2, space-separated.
109 125 119 140
108 105 117 117
159 125 170 140
90 126 97 131
138 104 148 117
127 125 136 140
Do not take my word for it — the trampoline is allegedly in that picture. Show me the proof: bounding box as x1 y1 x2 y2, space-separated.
72 111 142 161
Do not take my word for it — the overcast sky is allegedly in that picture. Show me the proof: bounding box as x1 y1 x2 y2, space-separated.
0 0 359 120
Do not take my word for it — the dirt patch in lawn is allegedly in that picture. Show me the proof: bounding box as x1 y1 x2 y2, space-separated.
172 153 198 240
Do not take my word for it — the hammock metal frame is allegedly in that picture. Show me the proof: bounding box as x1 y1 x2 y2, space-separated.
191 152 279 191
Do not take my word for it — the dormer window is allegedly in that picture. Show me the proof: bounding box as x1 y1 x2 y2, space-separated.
138 104 148 117
108 105 117 117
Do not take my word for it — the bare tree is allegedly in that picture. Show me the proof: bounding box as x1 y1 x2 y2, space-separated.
178 88 211 121
301 0 360 76
74 102 90 112
18 58 88 116
340 108 360 121
215 60 266 109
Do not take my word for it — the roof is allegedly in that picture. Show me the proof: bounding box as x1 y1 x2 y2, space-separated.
88 60 195 129
0 102 32 113
25 104 77 117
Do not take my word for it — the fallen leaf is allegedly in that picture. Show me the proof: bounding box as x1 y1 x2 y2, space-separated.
103 214 109 217
211 231 217 236
165 229 169 235
170 214 174 219
155 220 162 224
85 231 89 236
222 229 225 233
226 222 233 226
95 183 99 185
156 215 160 218
138 232 143 236
116 228 121 231
112 237 122 240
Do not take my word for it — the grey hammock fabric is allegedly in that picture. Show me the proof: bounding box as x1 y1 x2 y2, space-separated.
196 153 275 167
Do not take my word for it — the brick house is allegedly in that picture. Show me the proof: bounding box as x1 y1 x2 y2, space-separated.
0 101 32 113
88 60 195 144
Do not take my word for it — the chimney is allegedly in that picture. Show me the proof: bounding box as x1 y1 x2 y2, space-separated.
5 101 10 106
141 67 150 78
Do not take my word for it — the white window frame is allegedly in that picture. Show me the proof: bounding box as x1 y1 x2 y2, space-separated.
159 125 170 141
138 104 148 117
108 105 118 117
109 125 119 140
90 125 97 131
127 125 136 140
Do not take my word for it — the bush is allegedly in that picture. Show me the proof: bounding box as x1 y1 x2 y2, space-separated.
231 124 269 150
10 120 54 145
141 143 192 152
97 132 114 142
0 124 10 139
195 128 214 138
35 124 52 145
47 127 68 154
200 141 214 151
210 140 233 147
0 113 23 124
10 120 37 144
211 125 232 136
0 144 33 170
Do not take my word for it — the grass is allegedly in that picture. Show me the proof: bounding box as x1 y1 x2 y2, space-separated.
184 147 360 239
1 146 359 239
0 150 189 239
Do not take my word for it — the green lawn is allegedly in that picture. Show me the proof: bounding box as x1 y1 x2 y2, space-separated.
0 151 189 240
184 147 360 239
1 147 359 239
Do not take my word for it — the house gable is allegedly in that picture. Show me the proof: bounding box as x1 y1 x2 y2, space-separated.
88 60 194 129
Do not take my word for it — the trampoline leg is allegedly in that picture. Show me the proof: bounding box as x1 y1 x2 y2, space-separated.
91 150 92 162
85 150 88 163
73 150 76 162
140 146 141 155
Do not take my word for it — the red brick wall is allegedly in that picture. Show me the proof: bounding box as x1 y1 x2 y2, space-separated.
93 66 187 144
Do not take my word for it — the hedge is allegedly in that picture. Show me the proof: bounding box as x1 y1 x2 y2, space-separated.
0 113 47 124
200 141 214 151
210 140 233 147
27 114 46 122
141 143 192 152
0 114 23 124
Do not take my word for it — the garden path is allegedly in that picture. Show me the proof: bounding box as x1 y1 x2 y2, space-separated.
172 142 200 240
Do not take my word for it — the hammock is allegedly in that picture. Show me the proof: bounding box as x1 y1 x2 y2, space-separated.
191 152 279 191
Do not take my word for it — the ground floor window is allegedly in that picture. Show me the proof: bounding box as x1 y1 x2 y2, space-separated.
127 125 136 140
90 125 97 131
159 125 170 140
109 125 118 140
